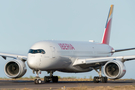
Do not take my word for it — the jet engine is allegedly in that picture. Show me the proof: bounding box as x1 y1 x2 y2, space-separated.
103 60 126 79
4 60 27 78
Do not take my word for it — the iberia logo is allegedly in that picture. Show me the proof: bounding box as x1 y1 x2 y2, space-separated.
58 43 75 50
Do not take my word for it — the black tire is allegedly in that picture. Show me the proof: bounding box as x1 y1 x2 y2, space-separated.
93 77 99 83
38 79 42 84
101 77 107 83
44 76 48 83
101 77 105 83
55 76 58 82
44 76 50 83
34 79 37 84
35 79 39 84
52 76 58 83
52 76 55 83
93 77 96 83
44 76 47 83
104 77 108 83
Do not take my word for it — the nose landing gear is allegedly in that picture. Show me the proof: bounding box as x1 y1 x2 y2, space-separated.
34 78 42 84
34 70 42 84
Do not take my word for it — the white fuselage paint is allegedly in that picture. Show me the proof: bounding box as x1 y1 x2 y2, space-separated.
27 40 112 73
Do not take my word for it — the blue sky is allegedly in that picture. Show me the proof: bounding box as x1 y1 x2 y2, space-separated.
0 0 135 79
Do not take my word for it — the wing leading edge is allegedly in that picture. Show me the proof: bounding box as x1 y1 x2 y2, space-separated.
0 52 27 61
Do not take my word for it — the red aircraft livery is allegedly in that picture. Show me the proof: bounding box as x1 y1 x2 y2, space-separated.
58 43 75 50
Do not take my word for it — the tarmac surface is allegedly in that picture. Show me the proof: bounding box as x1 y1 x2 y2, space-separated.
0 80 135 89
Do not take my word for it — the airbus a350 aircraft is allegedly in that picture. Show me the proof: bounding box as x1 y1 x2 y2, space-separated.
1 5 135 84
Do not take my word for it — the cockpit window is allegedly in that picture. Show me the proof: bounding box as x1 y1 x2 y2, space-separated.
28 49 45 54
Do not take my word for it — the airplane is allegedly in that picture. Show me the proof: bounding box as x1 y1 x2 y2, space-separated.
1 5 135 84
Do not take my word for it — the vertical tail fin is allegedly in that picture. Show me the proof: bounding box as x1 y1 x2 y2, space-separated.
102 5 114 45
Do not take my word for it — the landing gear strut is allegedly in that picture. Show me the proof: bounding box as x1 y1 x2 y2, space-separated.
44 71 58 83
34 70 42 84
93 66 108 83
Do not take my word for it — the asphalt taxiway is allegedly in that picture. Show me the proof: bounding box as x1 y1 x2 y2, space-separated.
0 80 135 89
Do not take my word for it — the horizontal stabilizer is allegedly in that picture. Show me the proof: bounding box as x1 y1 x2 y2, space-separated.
111 48 135 53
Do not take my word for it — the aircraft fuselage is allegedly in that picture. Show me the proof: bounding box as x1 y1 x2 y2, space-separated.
27 40 112 72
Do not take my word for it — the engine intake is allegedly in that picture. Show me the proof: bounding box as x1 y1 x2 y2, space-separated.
6 62 19 76
4 60 27 78
103 60 126 79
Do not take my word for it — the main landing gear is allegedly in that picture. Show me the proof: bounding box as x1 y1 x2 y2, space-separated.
33 70 58 84
93 66 108 83
93 76 107 83
44 71 58 83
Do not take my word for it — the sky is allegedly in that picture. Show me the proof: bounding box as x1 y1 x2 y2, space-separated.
0 0 135 79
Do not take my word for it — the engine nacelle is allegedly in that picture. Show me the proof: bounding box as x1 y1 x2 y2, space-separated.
4 60 27 78
103 60 126 79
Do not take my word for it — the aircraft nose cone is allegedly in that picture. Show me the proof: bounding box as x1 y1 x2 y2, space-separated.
27 57 38 70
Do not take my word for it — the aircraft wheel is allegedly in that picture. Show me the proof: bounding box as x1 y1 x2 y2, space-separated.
37 79 42 84
93 77 99 83
34 79 39 84
44 76 50 83
34 79 37 84
52 76 58 83
104 77 108 83
101 77 108 83
101 77 105 83
34 79 42 84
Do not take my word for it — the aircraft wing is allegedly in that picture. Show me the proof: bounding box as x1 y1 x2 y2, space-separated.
72 47 135 67
0 52 27 61
73 55 135 66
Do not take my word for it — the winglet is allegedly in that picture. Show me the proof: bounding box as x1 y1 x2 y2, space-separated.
102 5 114 45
